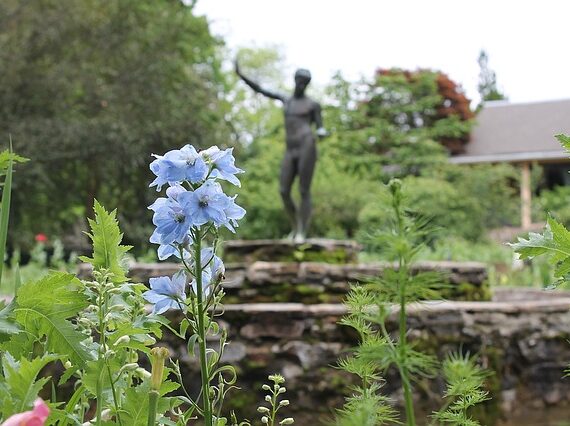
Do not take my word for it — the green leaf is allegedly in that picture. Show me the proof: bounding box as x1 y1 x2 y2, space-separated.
0 144 13 288
1 352 60 416
121 380 180 426
13 272 94 367
510 216 570 279
0 149 28 176
0 332 35 359
0 300 20 336
555 134 570 154
79 200 132 283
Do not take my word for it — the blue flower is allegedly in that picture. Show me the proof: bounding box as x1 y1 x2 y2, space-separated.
195 248 225 283
149 186 192 245
143 272 187 314
150 145 208 190
201 146 244 187
179 180 229 227
190 270 213 297
222 196 246 232
156 241 191 261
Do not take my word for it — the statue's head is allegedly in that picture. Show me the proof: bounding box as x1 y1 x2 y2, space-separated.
294 68 311 96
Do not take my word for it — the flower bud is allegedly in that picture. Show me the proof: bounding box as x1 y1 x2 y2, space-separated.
135 367 152 379
269 374 285 384
264 395 272 402
150 347 170 391
109 304 126 312
261 384 271 391
118 363 139 375
114 335 130 346
279 418 294 425
279 399 290 406
257 407 270 413
64 360 72 369
261 417 269 424
278 387 286 394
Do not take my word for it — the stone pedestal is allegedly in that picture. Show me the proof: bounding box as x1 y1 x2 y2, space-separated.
223 238 362 264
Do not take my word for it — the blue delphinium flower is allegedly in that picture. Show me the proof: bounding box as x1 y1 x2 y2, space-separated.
149 196 192 245
179 180 229 227
143 272 187 314
222 195 246 233
201 146 244 187
150 145 208 191
156 240 192 261
190 270 213 297
196 248 225 283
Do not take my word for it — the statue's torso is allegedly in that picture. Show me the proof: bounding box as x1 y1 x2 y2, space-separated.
283 97 317 149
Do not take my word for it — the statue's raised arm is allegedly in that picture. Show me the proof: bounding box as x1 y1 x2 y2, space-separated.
235 59 287 103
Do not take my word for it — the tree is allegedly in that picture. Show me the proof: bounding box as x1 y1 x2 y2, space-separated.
477 49 507 104
325 68 474 182
0 0 230 252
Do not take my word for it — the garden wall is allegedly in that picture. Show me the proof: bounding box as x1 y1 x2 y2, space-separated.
160 289 570 423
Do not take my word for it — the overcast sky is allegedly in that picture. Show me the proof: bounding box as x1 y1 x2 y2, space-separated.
195 0 570 104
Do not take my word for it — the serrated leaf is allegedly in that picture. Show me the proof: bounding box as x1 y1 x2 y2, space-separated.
80 200 132 283
121 380 180 426
510 217 570 279
0 300 20 336
555 134 570 154
82 360 116 403
1 353 60 416
509 229 556 259
13 272 94 367
0 332 34 359
16 272 88 318
550 215 570 251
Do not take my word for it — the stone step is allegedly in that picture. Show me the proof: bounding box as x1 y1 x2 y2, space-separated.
223 238 362 263
162 292 570 422
78 260 490 302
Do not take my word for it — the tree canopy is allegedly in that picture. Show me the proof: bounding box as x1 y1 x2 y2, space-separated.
0 0 230 251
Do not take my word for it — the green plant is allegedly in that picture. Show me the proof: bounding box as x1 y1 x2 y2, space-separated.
432 352 490 426
510 135 570 288
337 179 490 425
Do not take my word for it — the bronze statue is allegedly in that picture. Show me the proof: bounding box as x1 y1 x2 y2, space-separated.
235 61 326 243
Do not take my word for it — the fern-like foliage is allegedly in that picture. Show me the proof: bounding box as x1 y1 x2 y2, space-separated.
79 200 132 284
0 353 59 418
432 352 490 426
11 272 94 367
334 383 398 426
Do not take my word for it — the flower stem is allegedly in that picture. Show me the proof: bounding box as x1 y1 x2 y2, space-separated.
147 390 159 426
194 228 213 426
393 183 415 426
96 279 107 426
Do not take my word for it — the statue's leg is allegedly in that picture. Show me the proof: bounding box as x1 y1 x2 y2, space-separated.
280 150 298 238
297 142 317 241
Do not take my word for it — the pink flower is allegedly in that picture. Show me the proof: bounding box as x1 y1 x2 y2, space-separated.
2 399 49 426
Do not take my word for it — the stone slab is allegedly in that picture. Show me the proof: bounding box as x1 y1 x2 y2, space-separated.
78 259 490 303
223 238 362 263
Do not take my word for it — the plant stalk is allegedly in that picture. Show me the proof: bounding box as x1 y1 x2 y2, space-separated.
147 390 159 426
194 228 213 426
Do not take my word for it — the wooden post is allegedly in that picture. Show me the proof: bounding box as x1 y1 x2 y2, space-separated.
520 162 531 229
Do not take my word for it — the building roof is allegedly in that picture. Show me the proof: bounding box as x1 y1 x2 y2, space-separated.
450 98 570 164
